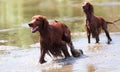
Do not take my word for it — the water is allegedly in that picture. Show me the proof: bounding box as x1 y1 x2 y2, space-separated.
0 0 120 72
0 32 120 72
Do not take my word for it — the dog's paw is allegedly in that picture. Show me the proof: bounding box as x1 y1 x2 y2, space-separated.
107 39 112 44
39 59 47 64
71 49 83 57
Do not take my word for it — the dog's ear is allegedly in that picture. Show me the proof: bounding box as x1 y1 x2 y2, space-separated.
41 16 49 29
88 3 94 13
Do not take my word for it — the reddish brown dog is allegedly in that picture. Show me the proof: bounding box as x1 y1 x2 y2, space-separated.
28 15 83 64
82 2 120 44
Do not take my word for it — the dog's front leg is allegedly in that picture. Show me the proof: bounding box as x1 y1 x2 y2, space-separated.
39 48 47 64
87 30 91 43
86 21 91 43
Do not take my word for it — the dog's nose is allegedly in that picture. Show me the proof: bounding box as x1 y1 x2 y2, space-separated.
28 23 33 27
82 6 85 9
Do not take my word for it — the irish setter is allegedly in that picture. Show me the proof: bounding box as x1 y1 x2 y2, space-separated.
82 2 120 44
28 15 83 64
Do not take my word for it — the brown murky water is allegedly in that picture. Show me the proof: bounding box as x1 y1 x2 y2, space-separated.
0 32 120 72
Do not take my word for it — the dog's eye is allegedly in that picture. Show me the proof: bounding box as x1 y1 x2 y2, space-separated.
36 19 39 21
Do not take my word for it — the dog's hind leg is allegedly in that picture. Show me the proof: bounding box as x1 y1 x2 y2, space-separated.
62 26 83 57
102 24 112 44
68 41 83 57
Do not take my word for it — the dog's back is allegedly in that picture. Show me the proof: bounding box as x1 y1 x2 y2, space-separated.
49 21 71 43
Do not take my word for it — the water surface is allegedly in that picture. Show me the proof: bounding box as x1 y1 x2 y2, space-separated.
0 0 120 72
0 32 120 72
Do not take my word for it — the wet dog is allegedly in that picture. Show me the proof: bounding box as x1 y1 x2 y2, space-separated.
28 15 83 64
82 2 120 44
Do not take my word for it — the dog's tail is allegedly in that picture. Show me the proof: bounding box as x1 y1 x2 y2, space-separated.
106 18 120 24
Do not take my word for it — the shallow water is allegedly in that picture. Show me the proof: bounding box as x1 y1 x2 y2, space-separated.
0 0 120 72
0 32 120 72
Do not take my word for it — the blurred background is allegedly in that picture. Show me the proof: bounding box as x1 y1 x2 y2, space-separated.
0 0 120 48
0 0 120 72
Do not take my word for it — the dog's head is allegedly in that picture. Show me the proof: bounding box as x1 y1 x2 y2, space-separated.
28 15 48 33
82 2 94 14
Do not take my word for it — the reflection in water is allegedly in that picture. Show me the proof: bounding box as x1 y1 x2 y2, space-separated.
0 0 27 47
87 64 95 72
0 33 120 72
42 64 72 72
0 50 10 54
0 0 23 28
88 44 108 52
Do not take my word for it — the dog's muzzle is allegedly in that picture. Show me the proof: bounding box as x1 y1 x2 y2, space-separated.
28 23 39 33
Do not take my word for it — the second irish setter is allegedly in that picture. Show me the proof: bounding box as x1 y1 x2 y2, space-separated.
82 2 120 44
28 15 83 64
